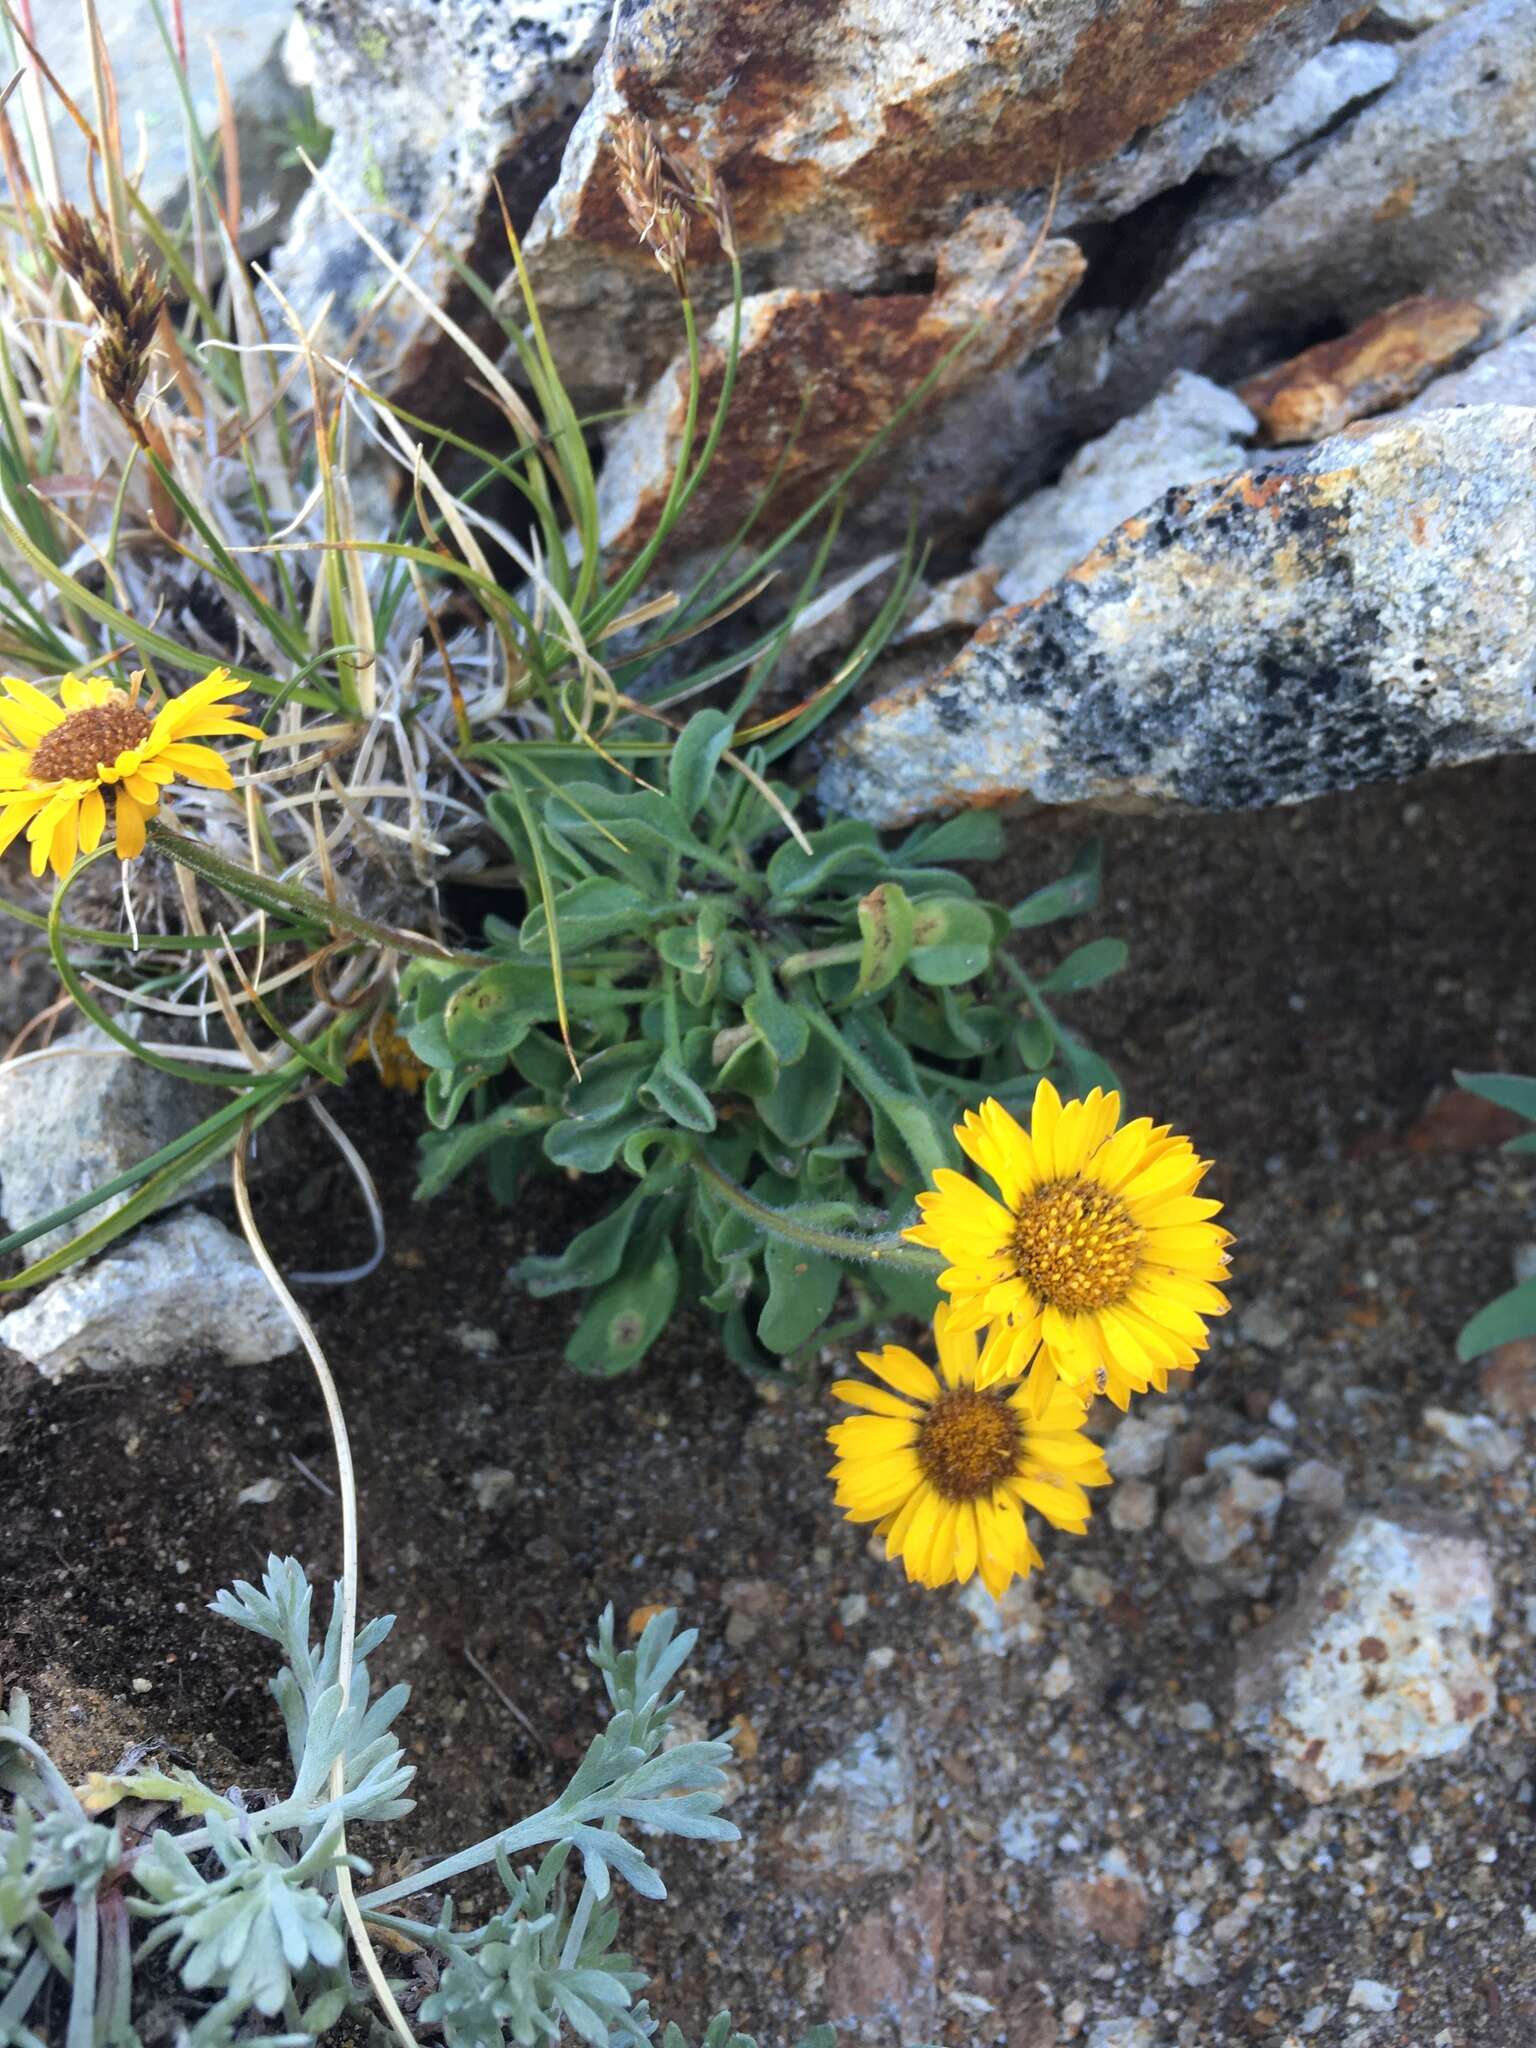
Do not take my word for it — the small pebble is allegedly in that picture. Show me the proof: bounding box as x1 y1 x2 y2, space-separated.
1110 1478 1159 1532
1041 1652 1074 1700
1107 1407 1184 1479
1067 1564 1114 1606
1285 1458 1346 1514
1408 1841 1433 1870
1178 1700 1216 1733
1239 1295 1299 1349
131 1677 152 1694
1347 1980 1398 2014
1422 1406 1521 1471
469 1467 517 1512
837 1592 869 1626
235 1476 283 1506
1206 1434 1291 1472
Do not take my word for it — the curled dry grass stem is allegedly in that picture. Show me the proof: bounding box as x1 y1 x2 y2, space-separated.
230 1128 419 2048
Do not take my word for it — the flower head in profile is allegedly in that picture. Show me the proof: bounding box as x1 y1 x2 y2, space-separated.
348 1010 430 1095
904 1079 1231 1411
827 1302 1110 1598
0 668 260 878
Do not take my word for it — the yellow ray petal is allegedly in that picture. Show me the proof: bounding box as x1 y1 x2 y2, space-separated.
78 786 106 853
830 1380 921 1421
115 791 147 860
152 741 235 790
858 1345 940 1403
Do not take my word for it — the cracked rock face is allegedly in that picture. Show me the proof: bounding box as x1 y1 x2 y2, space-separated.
272 0 607 403
1233 1512 1497 1800
597 211 1085 561
264 0 1536 815
817 405 1536 820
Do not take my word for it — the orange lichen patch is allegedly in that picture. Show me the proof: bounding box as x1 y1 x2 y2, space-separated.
602 228 1084 560
1239 297 1490 444
1374 178 1418 223
1066 516 1153 585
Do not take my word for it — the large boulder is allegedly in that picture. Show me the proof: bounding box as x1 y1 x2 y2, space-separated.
817 405 1536 819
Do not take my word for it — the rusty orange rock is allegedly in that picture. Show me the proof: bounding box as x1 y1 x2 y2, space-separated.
597 211 1084 559
1239 295 1489 443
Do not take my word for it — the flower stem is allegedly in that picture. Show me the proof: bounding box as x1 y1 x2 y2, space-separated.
689 1148 942 1273
147 821 480 966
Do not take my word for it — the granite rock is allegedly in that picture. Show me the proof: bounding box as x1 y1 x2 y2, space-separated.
1238 295 1490 442
818 406 1536 821
0 1028 222 1264
778 1712 915 1883
1398 325 1536 417
1209 38 1400 170
271 0 606 401
974 370 1255 606
597 210 1084 561
1111 0 1536 404
522 0 1362 404
844 0 1536 562
0 1212 300 1379
1234 1511 1497 1800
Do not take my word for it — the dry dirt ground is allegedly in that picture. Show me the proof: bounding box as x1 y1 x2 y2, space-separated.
3 754 1535 2048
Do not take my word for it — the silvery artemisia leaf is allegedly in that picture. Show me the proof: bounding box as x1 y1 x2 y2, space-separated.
133 1819 357 2018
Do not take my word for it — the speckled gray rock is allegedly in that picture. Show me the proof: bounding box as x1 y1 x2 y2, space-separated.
975 371 1256 606
1113 0 1536 400
0 1030 220 1264
1234 1512 1496 1801
270 0 606 387
1210 39 1400 170
778 1712 914 1882
1399 326 1536 416
818 406 1536 820
0 1212 299 1379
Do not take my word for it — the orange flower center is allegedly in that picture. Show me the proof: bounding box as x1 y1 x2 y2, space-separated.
1010 1177 1141 1314
29 693 151 785
917 1388 1021 1501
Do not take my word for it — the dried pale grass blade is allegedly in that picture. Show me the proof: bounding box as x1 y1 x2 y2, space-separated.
79 0 127 257
296 149 547 456
206 33 239 243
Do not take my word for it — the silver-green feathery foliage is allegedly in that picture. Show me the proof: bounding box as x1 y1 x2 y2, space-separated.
0 1558 822 2048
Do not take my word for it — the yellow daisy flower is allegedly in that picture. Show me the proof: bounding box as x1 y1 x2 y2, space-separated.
827 1302 1110 1598
0 667 260 879
904 1078 1232 1410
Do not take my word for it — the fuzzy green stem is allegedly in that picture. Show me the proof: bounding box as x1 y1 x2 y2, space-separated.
689 1148 942 1273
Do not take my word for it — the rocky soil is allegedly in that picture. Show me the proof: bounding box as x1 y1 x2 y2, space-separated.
3 754 1535 2048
